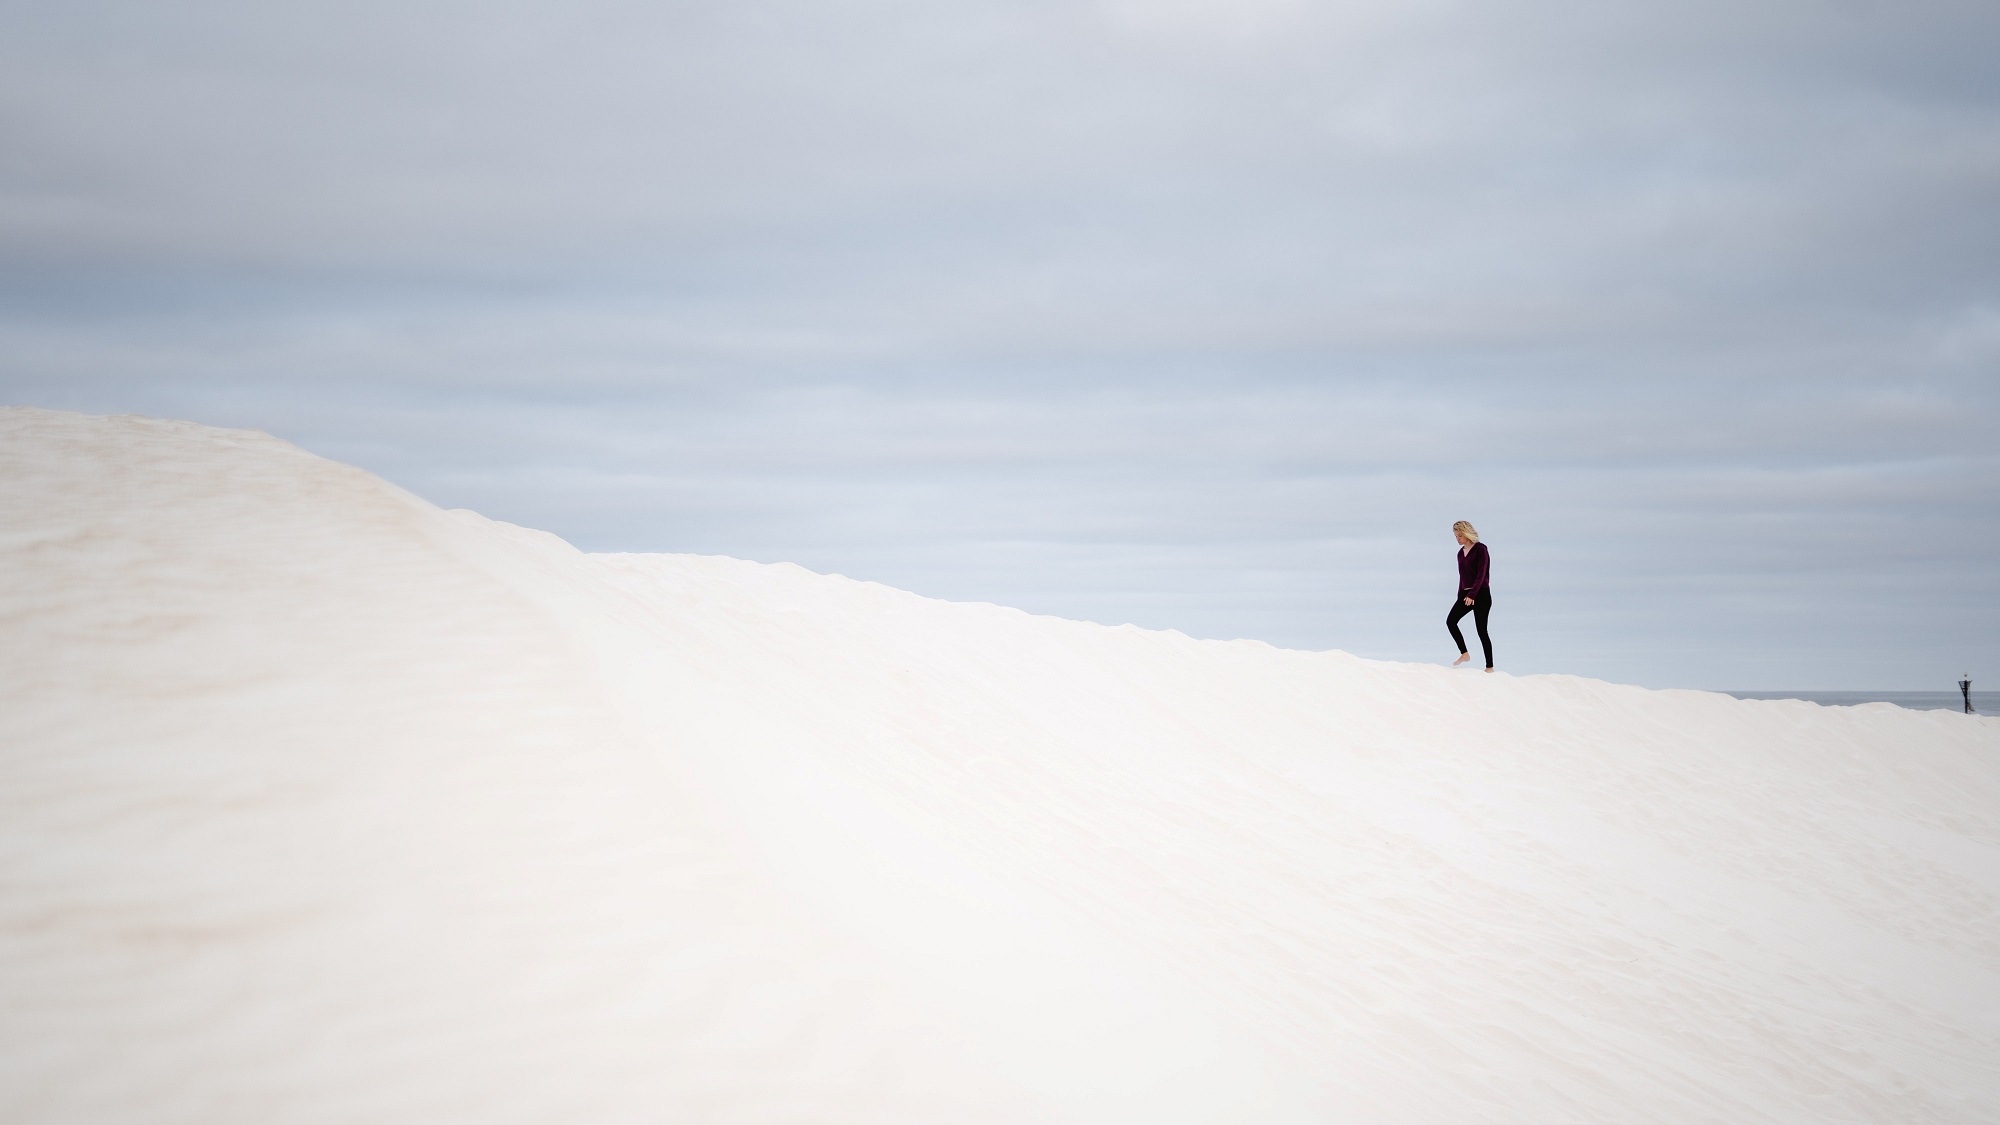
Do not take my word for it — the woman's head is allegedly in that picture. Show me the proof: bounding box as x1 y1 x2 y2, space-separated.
1452 520 1479 545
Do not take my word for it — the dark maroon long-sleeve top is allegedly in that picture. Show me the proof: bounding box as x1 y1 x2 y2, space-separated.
1457 542 1490 598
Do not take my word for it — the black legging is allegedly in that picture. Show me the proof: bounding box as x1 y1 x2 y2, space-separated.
1447 589 1493 668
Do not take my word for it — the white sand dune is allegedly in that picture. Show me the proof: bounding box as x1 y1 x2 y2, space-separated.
2 406 1997 1123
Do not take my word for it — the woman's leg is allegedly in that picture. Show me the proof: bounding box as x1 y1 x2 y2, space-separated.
1472 591 1493 668
1446 599 1472 655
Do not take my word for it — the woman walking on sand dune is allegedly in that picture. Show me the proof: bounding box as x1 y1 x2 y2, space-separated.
1448 520 1493 672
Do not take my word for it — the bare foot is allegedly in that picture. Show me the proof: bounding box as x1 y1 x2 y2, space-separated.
1452 653 1470 666
1484 667 1494 673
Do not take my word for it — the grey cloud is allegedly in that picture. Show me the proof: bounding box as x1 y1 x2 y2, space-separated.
3 0 1997 689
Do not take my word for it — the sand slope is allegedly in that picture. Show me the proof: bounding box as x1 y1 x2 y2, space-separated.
2 406 1997 1123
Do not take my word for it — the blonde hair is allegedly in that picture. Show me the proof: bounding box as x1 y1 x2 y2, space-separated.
1452 520 1479 544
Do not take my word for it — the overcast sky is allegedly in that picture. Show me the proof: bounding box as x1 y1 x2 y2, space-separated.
4 0 1997 689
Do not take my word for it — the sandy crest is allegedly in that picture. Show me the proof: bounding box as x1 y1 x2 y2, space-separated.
2 406 1996 1123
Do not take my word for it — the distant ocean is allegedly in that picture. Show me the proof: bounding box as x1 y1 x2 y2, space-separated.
1726 690 1994 714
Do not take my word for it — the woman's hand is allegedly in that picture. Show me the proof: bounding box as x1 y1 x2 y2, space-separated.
1464 596 1474 606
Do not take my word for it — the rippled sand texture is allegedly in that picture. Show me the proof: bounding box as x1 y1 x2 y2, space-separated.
3 406 1997 1123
